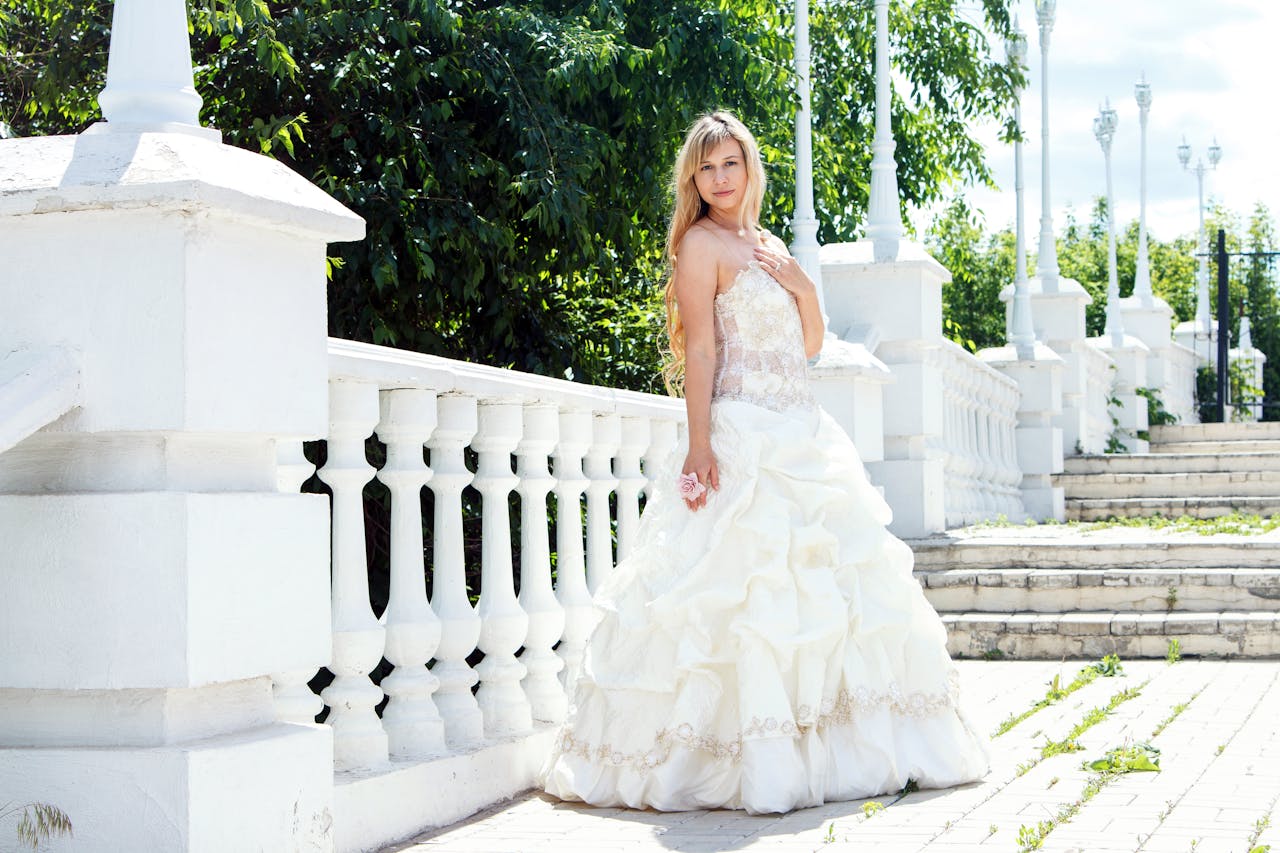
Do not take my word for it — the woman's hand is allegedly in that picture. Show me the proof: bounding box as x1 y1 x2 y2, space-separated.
753 244 815 299
681 446 719 511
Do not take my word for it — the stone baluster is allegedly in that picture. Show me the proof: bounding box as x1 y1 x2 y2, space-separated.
644 419 680 499
516 403 567 724
270 439 323 724
472 401 533 737
614 417 650 562
426 394 484 748
553 410 594 693
375 389 446 759
584 413 620 594
317 380 388 771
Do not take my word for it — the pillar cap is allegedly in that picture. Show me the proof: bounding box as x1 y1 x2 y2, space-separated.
0 133 363 243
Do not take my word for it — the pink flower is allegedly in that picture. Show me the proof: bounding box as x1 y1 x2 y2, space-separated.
677 472 706 500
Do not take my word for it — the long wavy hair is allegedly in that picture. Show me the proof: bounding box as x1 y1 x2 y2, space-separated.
661 111 767 394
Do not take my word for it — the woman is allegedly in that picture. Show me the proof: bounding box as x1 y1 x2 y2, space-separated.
542 111 988 814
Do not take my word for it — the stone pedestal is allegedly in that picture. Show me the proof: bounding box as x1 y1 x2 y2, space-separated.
0 131 363 851
1173 318 1219 367
1002 275 1099 453
1092 333 1152 453
809 337 894 466
1122 294 1198 424
1229 343 1267 423
821 240 946 537
978 343 1066 520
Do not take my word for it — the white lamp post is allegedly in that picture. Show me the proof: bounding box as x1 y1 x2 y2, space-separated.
1133 76 1153 304
792 0 823 302
1094 100 1124 347
1007 21 1036 358
1178 136 1223 360
866 0 902 262
1034 0 1059 291
93 0 219 139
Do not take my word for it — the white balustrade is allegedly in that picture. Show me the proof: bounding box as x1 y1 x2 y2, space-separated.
426 394 485 748
552 410 594 694
472 401 533 737
935 341 1024 525
317 380 389 771
516 403 567 724
644 419 680 499
375 389 446 759
271 438 324 724
584 413 620 594
614 417 650 561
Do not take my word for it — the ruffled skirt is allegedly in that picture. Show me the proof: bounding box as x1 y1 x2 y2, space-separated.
541 399 989 814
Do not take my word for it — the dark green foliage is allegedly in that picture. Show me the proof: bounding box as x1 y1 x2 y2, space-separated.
2 0 1020 390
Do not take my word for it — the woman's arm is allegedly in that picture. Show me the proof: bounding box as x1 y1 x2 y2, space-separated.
673 229 721 510
754 234 825 359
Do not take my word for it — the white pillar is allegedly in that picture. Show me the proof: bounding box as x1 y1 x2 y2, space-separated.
319 381 389 771
1095 102 1126 347
0 0 362 844
792 0 824 296
643 419 680 499
272 440 324 725
1034 0 1060 290
552 410 593 692
376 388 446 760
515 403 567 725
426 395 484 748
614 417 650 561
94 0 217 138
584 413 620 593
1133 76 1153 303
472 401 532 738
866 0 902 263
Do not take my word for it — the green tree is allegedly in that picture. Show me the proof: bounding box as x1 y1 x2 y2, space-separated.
925 195 1008 351
1 0 1021 390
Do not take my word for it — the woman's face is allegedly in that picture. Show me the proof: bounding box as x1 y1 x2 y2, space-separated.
693 138 747 216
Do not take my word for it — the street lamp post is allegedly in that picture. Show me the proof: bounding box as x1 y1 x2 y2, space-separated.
1034 0 1059 291
1094 101 1124 347
1133 76 1153 305
792 0 823 303
1178 136 1223 361
1007 21 1036 358
866 0 901 262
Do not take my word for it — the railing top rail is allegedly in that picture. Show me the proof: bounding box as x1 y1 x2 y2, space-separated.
328 338 685 421
936 338 1019 392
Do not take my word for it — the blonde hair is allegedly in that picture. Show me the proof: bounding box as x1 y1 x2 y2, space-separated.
661 111 767 394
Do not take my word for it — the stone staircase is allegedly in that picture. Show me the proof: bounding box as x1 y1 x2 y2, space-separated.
909 531 1280 659
912 423 1280 659
1058 422 1280 520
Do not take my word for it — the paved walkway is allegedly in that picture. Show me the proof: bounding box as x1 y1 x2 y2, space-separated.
388 660 1280 853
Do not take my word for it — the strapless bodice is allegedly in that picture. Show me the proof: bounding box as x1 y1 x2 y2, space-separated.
712 262 815 414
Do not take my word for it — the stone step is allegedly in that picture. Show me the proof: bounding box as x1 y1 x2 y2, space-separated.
917 567 1280 613
1063 451 1280 475
1150 422 1280 444
908 534 1280 570
943 611 1280 659
1065 495 1280 520
1056 470 1280 499
1151 439 1280 454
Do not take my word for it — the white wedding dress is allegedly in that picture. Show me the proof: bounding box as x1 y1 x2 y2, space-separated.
541 262 989 814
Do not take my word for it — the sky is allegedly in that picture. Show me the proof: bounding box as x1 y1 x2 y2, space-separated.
914 0 1280 243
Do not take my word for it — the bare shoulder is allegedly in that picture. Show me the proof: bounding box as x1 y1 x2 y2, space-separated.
674 225 722 280
676 223 720 264
760 229 789 253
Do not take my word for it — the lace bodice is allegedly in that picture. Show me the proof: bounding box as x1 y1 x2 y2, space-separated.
712 262 815 413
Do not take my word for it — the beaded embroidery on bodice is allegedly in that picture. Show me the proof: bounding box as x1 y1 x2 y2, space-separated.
712 262 816 414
